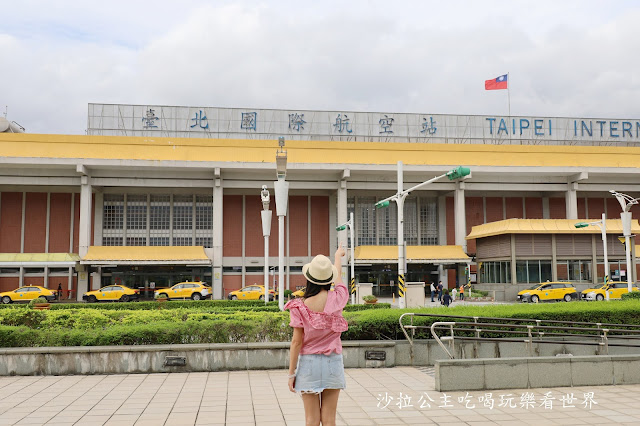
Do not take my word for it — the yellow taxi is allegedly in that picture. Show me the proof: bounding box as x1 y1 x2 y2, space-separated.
154 282 211 300
581 281 639 301
292 288 305 298
0 285 57 304
83 285 139 303
228 285 276 301
517 282 578 303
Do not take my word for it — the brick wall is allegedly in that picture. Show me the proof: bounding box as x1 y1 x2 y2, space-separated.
310 196 329 256
288 196 308 257
49 193 72 252
24 193 47 253
505 197 523 219
524 197 543 219
485 197 503 223
0 192 22 252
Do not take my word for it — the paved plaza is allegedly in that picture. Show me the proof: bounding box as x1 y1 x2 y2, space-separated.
1 367 639 426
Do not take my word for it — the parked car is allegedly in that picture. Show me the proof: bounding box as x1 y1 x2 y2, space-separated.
83 285 139 303
517 282 578 303
581 281 639 301
292 288 305 298
0 286 56 304
228 285 276 301
154 282 211 300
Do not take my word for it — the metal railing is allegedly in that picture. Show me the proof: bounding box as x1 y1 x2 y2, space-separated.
399 313 640 359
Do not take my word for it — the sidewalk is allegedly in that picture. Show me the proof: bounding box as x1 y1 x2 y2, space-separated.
377 297 512 308
1 367 639 425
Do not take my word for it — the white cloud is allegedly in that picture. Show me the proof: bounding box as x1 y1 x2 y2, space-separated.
2 0 640 134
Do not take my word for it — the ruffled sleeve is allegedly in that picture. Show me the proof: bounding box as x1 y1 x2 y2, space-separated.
285 298 348 333
285 299 304 328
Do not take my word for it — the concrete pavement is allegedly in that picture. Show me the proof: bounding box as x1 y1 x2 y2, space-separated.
1 367 639 425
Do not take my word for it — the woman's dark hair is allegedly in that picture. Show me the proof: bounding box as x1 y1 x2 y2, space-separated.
303 280 331 298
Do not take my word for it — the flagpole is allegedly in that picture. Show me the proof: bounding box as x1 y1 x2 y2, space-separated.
507 72 512 143
507 72 511 118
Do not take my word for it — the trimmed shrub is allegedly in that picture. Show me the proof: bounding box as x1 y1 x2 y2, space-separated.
622 291 640 300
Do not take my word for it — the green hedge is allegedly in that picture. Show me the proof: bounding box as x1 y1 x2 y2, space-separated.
622 291 640 300
2 300 637 347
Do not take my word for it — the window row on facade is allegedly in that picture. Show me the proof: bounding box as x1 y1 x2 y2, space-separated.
347 196 438 246
103 194 213 247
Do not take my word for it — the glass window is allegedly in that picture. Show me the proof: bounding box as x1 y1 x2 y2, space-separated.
173 195 193 230
173 237 193 246
102 237 123 246
126 195 147 230
479 261 511 284
103 195 124 230
557 260 591 282
195 195 213 230
150 195 170 230
419 197 438 245
149 237 170 246
357 197 376 245
404 198 417 245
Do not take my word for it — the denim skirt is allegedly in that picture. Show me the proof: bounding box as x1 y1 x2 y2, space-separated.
294 353 346 394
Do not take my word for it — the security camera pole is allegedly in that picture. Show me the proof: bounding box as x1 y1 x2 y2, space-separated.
260 185 272 305
274 137 289 311
336 211 355 305
610 190 639 293
375 162 471 308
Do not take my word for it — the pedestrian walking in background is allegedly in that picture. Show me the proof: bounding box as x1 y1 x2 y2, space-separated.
57 283 62 300
459 284 464 301
437 281 443 302
286 244 347 426
430 282 436 302
451 287 457 301
442 289 452 307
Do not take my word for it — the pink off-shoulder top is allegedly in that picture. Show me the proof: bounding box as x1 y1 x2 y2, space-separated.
284 281 349 355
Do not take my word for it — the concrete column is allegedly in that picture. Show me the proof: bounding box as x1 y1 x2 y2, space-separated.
241 195 246 287
337 180 348 283
77 175 93 300
566 182 578 219
94 190 104 246
454 182 466 252
44 266 49 288
591 234 598 285
212 174 223 299
438 195 447 284
45 193 51 253
542 197 550 219
510 234 517 284
551 234 558 281
20 192 25 253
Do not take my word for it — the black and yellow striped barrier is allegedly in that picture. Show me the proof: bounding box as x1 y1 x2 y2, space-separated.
350 278 356 294
398 274 406 297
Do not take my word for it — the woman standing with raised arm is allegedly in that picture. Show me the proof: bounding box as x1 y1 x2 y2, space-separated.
285 244 348 426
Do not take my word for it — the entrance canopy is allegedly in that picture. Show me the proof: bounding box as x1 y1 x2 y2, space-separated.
466 218 640 239
81 246 211 266
354 245 470 264
0 253 79 267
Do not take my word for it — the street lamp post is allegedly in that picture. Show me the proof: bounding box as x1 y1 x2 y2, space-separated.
375 162 471 309
274 137 289 311
336 211 355 305
260 186 272 305
575 213 610 300
610 190 639 293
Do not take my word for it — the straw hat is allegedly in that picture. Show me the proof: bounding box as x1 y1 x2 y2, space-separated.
302 255 338 285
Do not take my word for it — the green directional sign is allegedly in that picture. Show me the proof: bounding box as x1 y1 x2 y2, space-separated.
336 225 347 231
574 222 589 228
446 166 471 180
375 200 390 209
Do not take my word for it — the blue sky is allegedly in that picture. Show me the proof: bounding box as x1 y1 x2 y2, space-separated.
2 0 640 134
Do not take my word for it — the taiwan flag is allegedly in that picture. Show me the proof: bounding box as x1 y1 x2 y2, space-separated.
485 74 508 90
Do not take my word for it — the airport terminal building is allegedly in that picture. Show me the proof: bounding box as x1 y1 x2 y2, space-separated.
0 104 639 301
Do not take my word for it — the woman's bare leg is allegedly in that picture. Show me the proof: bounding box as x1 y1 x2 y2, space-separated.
301 393 321 426
319 389 340 426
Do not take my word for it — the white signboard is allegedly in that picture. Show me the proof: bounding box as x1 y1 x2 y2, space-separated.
87 103 640 147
